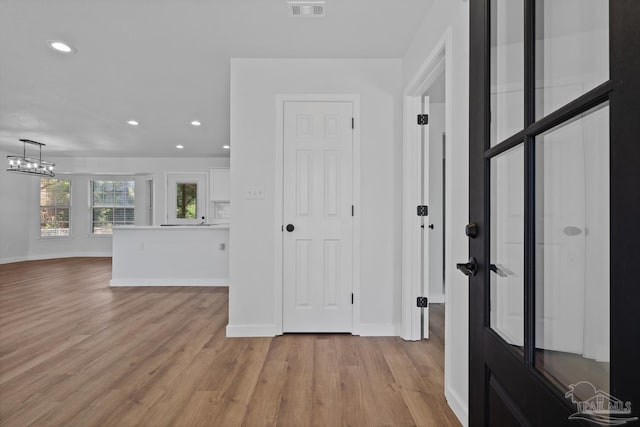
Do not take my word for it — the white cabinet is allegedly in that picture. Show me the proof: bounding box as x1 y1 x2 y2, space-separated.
210 168 230 201
210 168 230 224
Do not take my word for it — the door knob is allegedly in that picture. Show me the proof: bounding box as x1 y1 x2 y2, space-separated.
456 257 478 276
286 224 295 232
465 223 478 238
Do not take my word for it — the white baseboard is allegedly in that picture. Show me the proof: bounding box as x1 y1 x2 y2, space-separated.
226 324 278 337
0 256 29 264
356 323 399 337
430 293 445 304
445 386 468 427
0 252 112 265
225 323 399 338
110 278 228 287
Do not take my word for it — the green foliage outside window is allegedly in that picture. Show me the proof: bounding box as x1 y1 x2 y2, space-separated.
176 183 197 219
40 178 71 237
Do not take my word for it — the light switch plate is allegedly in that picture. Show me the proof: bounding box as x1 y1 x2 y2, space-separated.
246 186 265 199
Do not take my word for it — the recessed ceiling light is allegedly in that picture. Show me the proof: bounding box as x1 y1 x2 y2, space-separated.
176 145 184 149
191 120 201 126
223 145 230 150
126 120 139 126
48 40 76 54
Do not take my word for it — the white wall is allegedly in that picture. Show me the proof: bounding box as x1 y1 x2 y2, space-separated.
229 58 403 336
0 155 229 263
0 150 32 262
404 1 470 425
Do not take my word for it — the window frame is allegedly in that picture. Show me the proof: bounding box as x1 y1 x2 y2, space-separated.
39 178 72 239
89 179 136 236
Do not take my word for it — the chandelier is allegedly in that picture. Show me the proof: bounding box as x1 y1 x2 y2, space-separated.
6 139 55 177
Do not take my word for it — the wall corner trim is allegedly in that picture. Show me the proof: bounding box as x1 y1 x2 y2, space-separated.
445 386 469 427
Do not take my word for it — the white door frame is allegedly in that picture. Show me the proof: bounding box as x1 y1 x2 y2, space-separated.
274 94 361 335
402 27 454 341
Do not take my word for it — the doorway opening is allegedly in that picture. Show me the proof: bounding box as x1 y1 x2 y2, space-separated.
423 67 447 320
402 27 453 338
401 24 456 410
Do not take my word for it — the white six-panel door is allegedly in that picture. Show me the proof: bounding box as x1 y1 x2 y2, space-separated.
283 101 353 333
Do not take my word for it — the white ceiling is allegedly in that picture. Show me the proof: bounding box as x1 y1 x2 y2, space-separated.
0 0 433 158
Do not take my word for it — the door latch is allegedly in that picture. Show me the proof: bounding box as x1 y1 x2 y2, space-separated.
456 257 478 277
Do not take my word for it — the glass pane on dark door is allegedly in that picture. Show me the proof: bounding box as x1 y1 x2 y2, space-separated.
490 145 524 350
535 0 609 119
535 103 610 396
490 0 524 146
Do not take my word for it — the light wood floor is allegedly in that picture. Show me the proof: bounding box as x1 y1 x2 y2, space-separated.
0 258 459 427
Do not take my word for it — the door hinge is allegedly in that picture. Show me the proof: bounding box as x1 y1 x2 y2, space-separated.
352 205 354 216
352 117 354 129
417 205 428 216
417 114 429 125
351 293 354 304
416 297 428 307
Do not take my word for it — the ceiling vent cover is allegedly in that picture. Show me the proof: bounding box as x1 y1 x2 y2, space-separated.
288 2 326 18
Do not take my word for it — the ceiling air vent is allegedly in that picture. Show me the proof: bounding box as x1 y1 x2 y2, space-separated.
288 1 326 18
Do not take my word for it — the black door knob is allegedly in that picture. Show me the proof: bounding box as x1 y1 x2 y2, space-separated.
286 224 295 232
456 257 478 276
465 223 478 238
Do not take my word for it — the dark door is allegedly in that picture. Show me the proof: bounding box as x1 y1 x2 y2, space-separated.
467 0 640 425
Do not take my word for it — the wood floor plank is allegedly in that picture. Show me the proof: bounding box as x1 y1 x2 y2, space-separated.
0 258 460 427
276 336 314 426
241 339 290 426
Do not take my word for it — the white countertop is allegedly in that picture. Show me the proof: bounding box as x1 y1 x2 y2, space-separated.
114 224 230 230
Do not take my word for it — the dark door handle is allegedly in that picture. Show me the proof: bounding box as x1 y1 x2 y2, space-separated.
286 224 295 232
428 224 434 229
490 264 508 277
456 257 478 277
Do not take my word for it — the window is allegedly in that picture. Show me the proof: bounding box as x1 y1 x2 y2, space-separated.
91 180 135 234
176 183 197 219
40 178 71 237
145 179 153 225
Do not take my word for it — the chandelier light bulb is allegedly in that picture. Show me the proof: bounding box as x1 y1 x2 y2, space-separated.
6 139 56 177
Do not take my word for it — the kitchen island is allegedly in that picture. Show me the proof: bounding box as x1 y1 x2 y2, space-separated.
111 225 229 286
